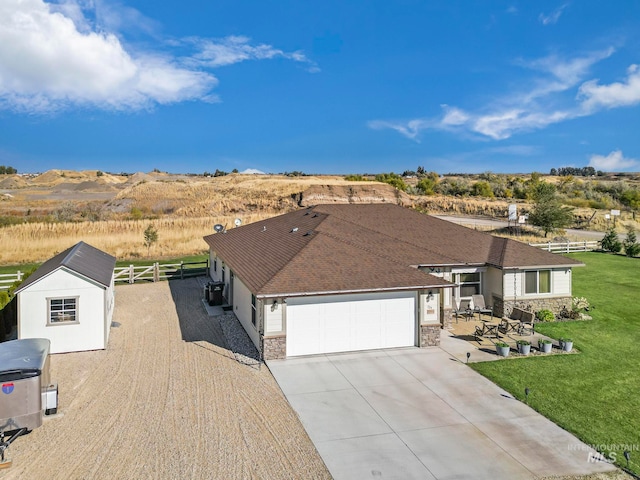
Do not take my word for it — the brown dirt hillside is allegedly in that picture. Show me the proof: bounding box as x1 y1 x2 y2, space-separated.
1 170 638 264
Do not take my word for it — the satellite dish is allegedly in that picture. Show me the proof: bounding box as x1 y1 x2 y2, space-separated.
234 218 242 227
214 224 224 233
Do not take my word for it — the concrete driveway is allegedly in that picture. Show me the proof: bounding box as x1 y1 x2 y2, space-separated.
268 346 616 480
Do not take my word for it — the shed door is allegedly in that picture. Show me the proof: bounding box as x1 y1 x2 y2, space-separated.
286 292 416 357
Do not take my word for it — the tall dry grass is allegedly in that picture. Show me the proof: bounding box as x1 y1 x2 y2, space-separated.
0 214 272 264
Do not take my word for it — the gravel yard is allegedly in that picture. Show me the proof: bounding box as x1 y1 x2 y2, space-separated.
1 278 330 480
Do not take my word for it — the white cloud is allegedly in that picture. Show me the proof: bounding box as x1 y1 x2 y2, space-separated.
369 49 632 142
539 4 568 25
440 105 469 126
578 64 640 111
0 0 216 111
0 0 316 113
189 35 319 72
367 118 432 141
588 150 638 171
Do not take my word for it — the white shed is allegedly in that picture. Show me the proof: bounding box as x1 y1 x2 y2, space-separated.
15 242 116 354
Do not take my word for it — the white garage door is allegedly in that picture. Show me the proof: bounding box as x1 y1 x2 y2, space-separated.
286 292 416 357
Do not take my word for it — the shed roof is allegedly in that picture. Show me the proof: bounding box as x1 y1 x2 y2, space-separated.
15 241 116 293
204 204 582 298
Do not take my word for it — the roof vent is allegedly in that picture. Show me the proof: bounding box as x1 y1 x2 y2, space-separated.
303 231 314 237
303 212 309 216
291 227 299 233
312 214 319 218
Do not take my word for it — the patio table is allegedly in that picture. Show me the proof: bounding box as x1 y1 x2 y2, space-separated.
482 321 501 338
500 318 520 334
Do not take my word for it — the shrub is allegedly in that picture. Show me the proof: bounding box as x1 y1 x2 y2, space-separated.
536 309 555 322
623 228 640 257
600 228 622 253
572 297 590 312
374 172 408 192
344 174 366 181
0 291 9 309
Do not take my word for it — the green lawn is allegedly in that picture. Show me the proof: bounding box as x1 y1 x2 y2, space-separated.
472 252 640 474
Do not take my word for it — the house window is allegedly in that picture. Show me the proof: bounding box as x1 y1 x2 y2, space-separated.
221 267 225 283
456 272 481 298
251 294 257 327
525 270 551 294
213 259 217 272
48 297 78 324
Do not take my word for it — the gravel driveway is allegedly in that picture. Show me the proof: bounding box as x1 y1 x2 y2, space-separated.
1 278 329 480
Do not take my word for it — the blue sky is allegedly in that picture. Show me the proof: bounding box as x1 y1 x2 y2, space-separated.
1 1 640 174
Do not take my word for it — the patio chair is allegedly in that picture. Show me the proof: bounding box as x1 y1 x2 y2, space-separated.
471 294 493 320
453 299 474 323
518 310 535 335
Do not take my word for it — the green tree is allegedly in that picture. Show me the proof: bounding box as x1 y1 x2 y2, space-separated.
527 187 574 237
470 181 494 198
623 227 640 257
143 224 159 255
600 228 622 253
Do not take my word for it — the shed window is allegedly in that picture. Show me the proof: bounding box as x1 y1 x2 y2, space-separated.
48 297 78 324
525 270 551 294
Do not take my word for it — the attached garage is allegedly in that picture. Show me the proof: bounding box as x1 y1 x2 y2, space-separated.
286 291 416 357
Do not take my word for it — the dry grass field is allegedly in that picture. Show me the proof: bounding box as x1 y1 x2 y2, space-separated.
1 170 638 265
0 279 330 480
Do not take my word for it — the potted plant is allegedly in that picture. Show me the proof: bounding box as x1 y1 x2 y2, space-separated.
516 340 531 355
495 342 510 357
538 338 553 353
561 338 573 352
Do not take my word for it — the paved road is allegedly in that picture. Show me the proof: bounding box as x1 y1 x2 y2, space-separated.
434 215 607 240
268 338 616 480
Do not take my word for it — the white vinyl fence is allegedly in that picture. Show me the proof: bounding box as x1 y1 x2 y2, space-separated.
113 260 209 284
0 272 24 291
529 240 599 253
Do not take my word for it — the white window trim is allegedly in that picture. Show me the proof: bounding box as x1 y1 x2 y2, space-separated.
47 296 79 326
454 272 482 300
524 270 552 295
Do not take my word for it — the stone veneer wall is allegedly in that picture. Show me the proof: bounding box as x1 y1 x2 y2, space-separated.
492 296 572 318
420 324 441 347
442 307 454 330
262 335 286 360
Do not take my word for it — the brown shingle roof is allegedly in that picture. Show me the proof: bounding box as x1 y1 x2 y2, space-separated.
203 204 582 297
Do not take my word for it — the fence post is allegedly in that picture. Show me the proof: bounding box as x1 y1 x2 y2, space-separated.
17 271 23 281
154 263 160 282
180 261 184 280
129 265 134 284
547 242 551 252
567 242 570 253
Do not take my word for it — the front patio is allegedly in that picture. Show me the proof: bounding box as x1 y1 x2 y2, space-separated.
446 314 574 362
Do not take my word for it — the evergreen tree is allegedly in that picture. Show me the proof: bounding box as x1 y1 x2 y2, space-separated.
623 227 640 257
600 228 622 253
